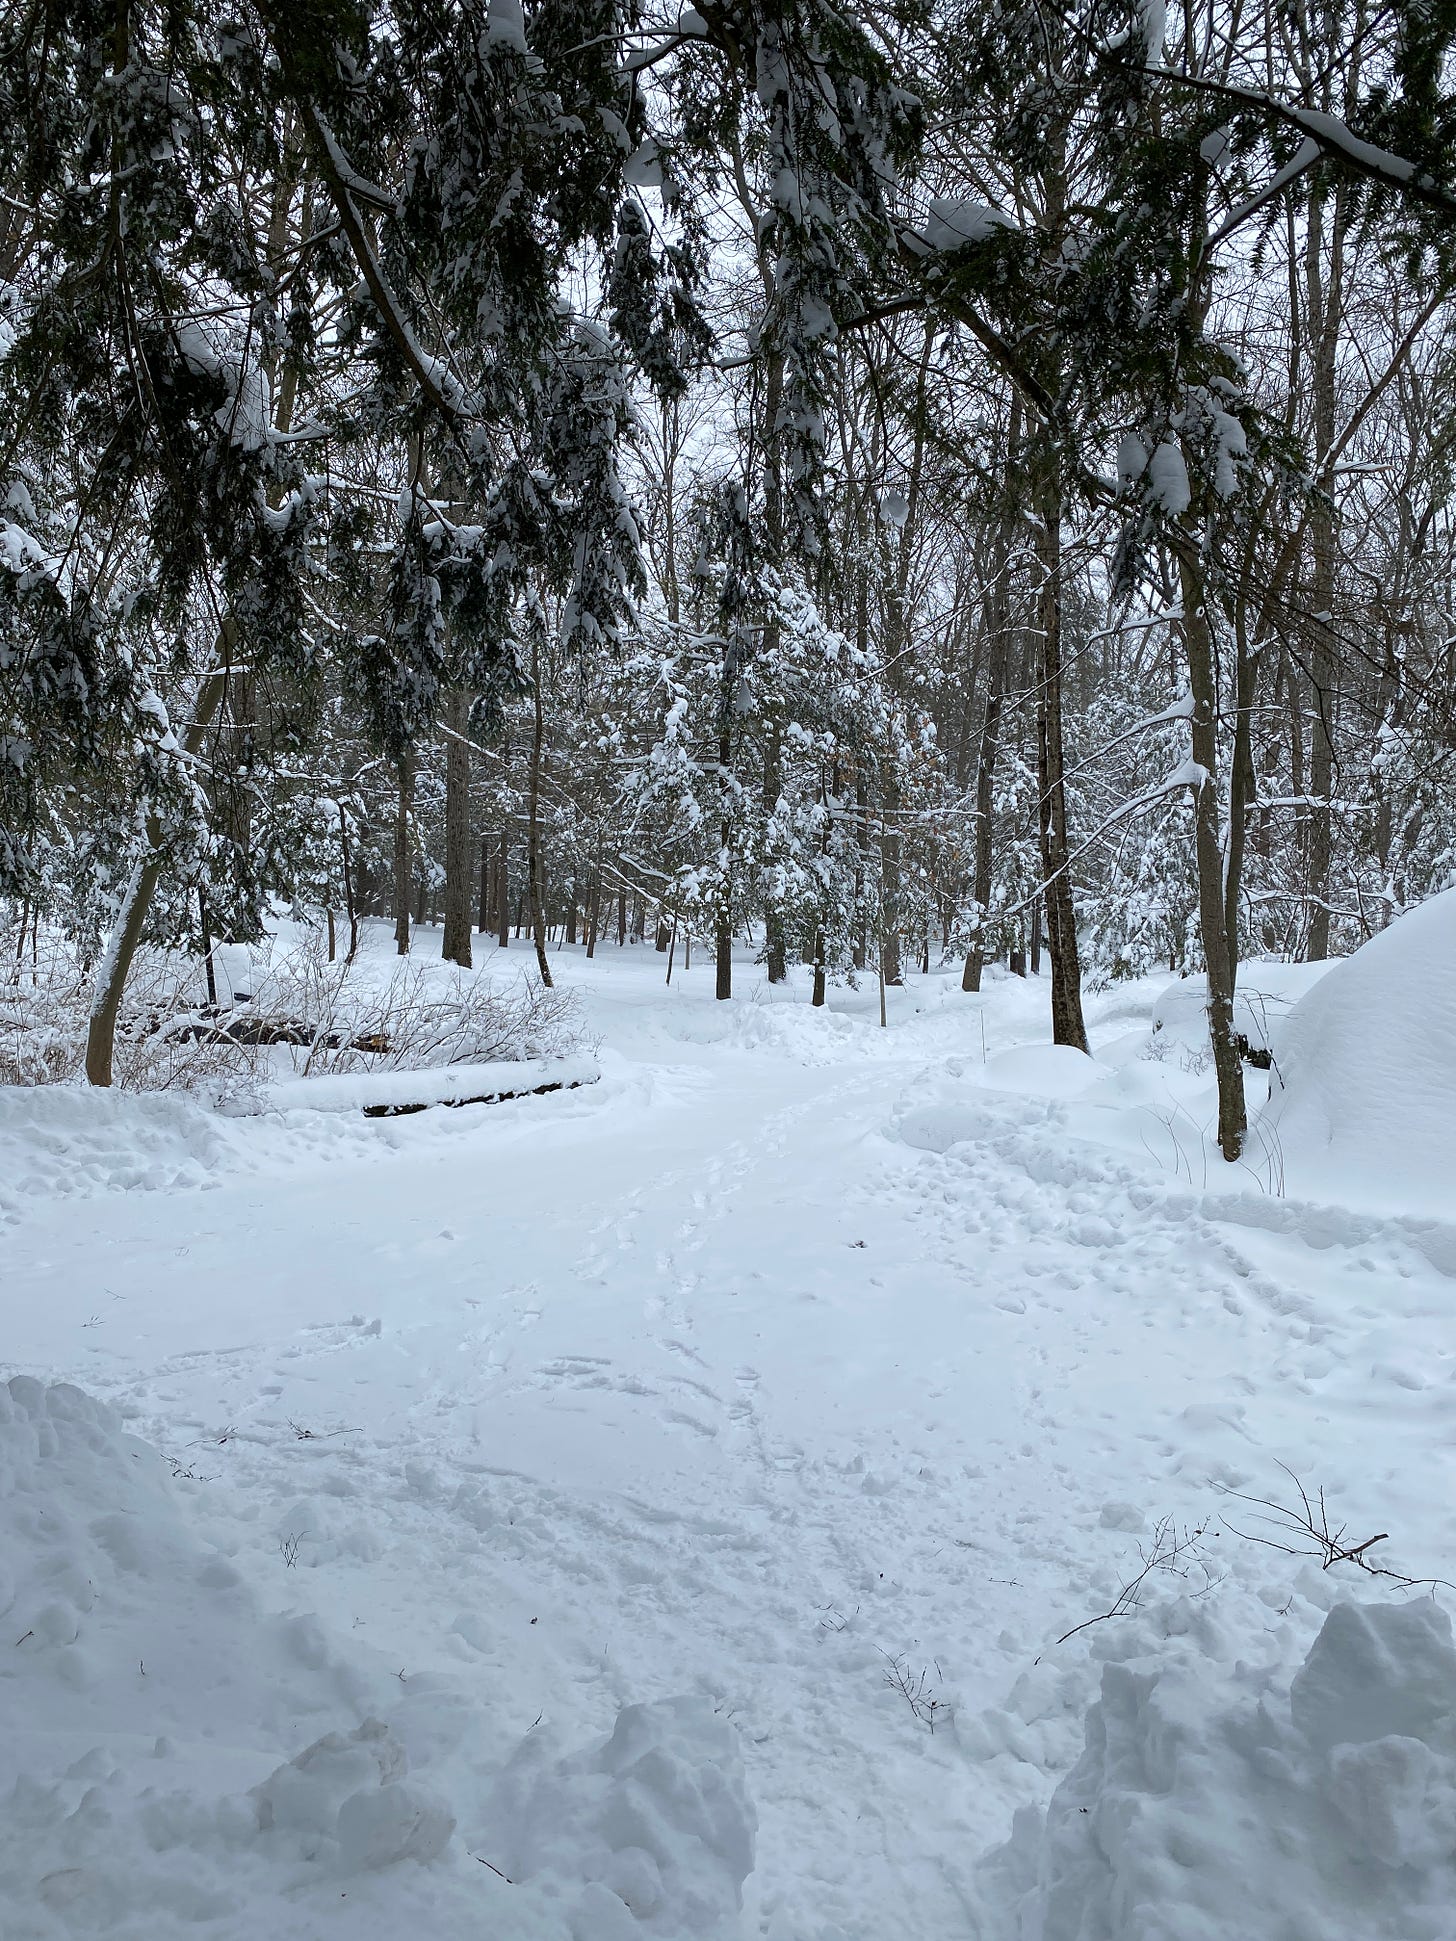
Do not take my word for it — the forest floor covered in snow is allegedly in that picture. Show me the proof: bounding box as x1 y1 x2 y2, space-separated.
5 922 1456 1940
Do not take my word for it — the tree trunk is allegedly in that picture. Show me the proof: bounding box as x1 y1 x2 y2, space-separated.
1179 545 1247 1160
963 421 1019 994
760 291 788 986
1304 177 1346 961
880 768 904 987
393 755 413 955
199 891 218 998
1032 476 1088 1050
442 690 473 967
85 623 236 1086
1225 609 1257 962
340 803 358 963
496 829 511 949
716 718 733 1000
527 638 553 986
763 724 788 983
852 776 868 971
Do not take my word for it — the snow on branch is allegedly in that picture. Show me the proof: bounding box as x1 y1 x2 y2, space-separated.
305 108 473 422
1151 68 1456 220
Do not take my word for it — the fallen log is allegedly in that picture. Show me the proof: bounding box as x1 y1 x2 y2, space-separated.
228 1053 601 1119
363 1075 588 1118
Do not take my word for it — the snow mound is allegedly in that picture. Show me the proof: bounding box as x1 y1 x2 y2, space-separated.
0 1375 443 1933
0 1083 232 1223
981 1598 1456 1941
482 1695 756 1940
979 1043 1098 1099
0 1377 758 1939
894 1044 1097 1154
647 992 890 1066
1259 890 1456 1214
251 1717 454 1871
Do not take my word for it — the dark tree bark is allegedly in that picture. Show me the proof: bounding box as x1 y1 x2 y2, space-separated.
392 755 413 955
880 770 904 987
1032 475 1088 1051
763 720 788 985
1178 545 1247 1160
442 690 473 967
340 803 358 963
497 829 511 950
963 408 1020 994
1304 176 1347 961
527 637 553 986
716 722 733 1000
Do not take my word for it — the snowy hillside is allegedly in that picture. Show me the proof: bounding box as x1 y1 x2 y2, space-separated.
4 930 1456 1939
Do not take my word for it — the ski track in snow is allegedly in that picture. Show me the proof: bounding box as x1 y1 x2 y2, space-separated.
5 946 1456 1939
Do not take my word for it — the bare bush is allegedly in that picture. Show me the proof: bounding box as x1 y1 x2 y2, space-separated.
0 927 90 1084
110 950 267 1091
1217 1464 1454 1594
1046 1470 1453 1663
0 919 583 1093
1041 1512 1223 1659
879 1649 950 1732
260 941 582 1077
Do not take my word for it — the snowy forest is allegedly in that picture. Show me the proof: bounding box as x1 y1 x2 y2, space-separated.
6 4 1456 1938
6 0 1456 1150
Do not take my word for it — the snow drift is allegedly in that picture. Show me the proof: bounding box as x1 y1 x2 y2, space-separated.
0 1376 755 1939
982 1596 1456 1940
0 1081 233 1224
1258 888 1456 1214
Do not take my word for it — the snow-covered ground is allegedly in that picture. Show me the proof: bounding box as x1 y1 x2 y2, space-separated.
5 922 1456 1939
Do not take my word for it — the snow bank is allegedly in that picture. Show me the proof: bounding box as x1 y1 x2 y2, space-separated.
982 1597 1456 1940
0 1052 603 1225
0 1376 756 1939
1259 890 1456 1214
0 1374 439 1931
0 1082 232 1223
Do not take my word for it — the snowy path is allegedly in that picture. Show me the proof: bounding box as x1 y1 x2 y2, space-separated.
7 950 1456 1938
